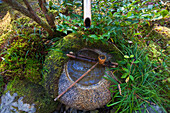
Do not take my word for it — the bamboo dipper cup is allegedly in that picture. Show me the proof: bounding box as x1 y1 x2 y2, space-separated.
98 55 106 64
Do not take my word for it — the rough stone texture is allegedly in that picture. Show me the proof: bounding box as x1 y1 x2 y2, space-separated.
58 67 112 110
134 104 165 113
4 79 58 113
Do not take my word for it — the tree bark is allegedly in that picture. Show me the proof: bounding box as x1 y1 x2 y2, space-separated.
2 0 57 37
38 0 56 32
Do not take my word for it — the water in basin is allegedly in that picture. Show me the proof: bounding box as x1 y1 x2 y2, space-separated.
67 50 105 86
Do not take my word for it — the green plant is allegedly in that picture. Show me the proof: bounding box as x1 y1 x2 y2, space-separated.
104 44 169 113
48 0 169 46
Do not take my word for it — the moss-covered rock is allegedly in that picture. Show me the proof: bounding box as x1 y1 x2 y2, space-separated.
152 25 170 48
0 11 12 36
5 79 58 113
43 32 123 98
0 31 45 83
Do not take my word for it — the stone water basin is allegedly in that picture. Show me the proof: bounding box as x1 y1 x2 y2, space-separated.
58 49 113 110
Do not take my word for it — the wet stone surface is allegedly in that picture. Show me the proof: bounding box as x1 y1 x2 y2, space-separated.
68 49 105 86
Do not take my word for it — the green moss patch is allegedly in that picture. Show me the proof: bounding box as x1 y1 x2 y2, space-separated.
0 31 45 83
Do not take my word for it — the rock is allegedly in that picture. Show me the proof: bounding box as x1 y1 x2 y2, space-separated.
0 91 36 113
2 79 58 113
58 49 113 110
133 104 165 113
44 32 122 110
0 11 12 35
152 25 170 48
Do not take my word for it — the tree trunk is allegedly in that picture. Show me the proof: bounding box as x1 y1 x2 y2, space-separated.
38 0 56 32
2 0 58 37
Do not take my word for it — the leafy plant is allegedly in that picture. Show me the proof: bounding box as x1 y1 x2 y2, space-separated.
105 44 169 113
48 0 169 47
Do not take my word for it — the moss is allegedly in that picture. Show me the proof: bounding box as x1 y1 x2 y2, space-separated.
0 31 14 48
11 16 40 30
43 50 68 98
0 31 45 83
6 79 58 113
150 26 170 48
0 11 12 35
43 32 123 98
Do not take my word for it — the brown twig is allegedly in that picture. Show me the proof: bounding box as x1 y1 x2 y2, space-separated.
110 71 122 84
54 62 99 101
136 93 156 105
118 84 122 96
23 0 34 12
0 70 9 75
2 0 56 37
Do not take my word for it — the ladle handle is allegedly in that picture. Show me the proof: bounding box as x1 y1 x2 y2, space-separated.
54 62 99 101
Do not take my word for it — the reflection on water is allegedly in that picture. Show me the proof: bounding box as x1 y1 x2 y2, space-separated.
67 50 105 86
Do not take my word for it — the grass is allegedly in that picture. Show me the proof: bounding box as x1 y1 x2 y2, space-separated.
105 44 169 113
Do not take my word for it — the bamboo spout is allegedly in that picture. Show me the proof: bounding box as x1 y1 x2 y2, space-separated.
84 0 91 28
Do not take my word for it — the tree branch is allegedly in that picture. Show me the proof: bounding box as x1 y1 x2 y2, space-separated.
38 0 56 31
23 0 34 12
2 0 56 37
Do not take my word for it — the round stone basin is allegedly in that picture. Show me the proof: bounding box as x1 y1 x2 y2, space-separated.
58 49 112 110
67 50 105 86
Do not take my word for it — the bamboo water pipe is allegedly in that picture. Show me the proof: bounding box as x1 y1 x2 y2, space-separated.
84 0 91 28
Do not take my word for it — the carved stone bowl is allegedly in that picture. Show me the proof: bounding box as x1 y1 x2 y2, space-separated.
58 49 113 110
